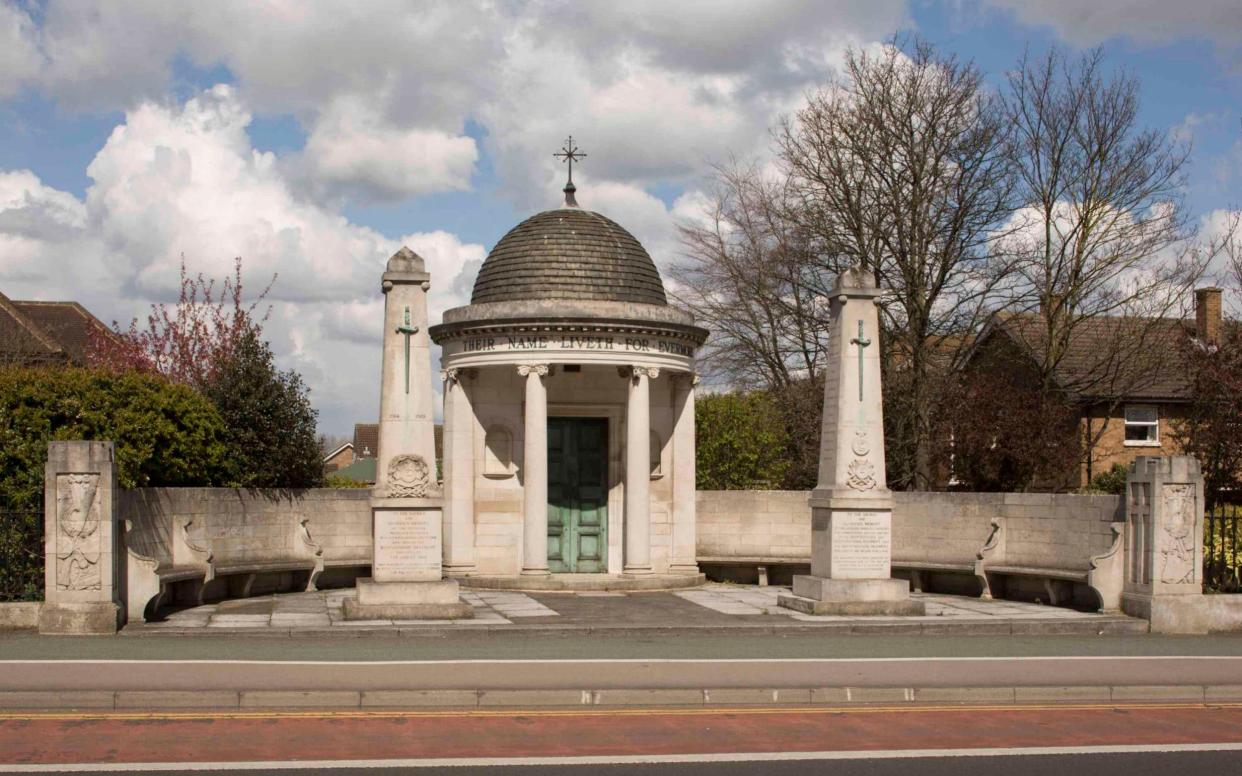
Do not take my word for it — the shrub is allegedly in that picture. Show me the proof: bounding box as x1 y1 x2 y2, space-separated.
323 474 370 489
0 367 228 600
1083 463 1129 495
696 391 791 490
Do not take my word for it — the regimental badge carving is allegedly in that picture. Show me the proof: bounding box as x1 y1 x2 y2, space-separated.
847 458 876 491
55 473 102 591
387 454 431 498
851 430 871 457
1159 483 1196 584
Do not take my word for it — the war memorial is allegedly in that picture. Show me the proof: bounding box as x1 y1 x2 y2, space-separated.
8 155 1233 647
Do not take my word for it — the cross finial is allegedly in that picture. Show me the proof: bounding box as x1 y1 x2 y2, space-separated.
554 135 586 207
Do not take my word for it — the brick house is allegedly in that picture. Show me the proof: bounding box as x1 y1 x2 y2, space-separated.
959 287 1225 489
325 421 443 483
0 291 117 366
322 441 356 474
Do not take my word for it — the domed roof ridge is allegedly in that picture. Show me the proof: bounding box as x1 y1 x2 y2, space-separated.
470 207 668 306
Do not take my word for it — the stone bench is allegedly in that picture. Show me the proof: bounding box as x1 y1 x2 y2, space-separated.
697 556 809 586
125 517 214 623
125 513 326 620
206 518 326 599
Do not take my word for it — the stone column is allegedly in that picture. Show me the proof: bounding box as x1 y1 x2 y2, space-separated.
625 366 657 575
779 267 923 616
442 368 476 576
669 372 699 573
40 441 122 634
520 363 550 576
1121 456 1210 633
345 247 471 621
374 247 437 492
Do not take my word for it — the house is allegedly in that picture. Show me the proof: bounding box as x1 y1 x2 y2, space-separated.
959 287 1224 489
0 291 116 366
322 441 356 474
325 421 443 484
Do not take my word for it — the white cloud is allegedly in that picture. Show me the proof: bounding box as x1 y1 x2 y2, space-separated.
2 0 923 428
981 0 1242 49
0 86 485 432
20 1 903 209
298 98 478 202
0 1 40 97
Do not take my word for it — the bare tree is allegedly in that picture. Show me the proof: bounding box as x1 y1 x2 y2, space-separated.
777 36 1017 489
673 159 829 391
673 160 830 487
1001 48 1235 468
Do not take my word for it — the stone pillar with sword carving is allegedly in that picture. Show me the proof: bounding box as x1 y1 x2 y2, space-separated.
345 247 472 619
779 267 924 615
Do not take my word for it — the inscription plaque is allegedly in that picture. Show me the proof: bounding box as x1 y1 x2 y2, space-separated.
373 509 441 582
829 511 891 579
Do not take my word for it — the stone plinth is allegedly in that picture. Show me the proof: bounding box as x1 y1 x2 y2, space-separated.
780 577 923 616
40 441 123 635
344 578 472 620
345 498 472 620
779 268 921 617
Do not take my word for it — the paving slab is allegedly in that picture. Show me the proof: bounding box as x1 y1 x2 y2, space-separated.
113 584 1144 637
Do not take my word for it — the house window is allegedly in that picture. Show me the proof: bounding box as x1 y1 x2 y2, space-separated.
1124 405 1159 446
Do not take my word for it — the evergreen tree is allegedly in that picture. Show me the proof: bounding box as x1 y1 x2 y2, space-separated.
203 327 323 488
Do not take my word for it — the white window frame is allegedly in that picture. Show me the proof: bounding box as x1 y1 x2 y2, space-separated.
1123 404 1160 447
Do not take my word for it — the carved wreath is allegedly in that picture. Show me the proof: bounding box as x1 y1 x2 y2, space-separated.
387 454 431 498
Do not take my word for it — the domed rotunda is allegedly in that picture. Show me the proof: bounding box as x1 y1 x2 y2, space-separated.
427 178 708 586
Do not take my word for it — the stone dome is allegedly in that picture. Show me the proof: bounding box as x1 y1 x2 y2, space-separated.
470 207 668 306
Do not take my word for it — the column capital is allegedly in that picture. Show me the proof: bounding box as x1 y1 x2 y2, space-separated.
517 364 550 378
629 365 660 381
673 371 700 387
441 367 477 385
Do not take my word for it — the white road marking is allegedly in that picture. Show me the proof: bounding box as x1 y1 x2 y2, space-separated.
1 743 1241 771
0 656 1239 666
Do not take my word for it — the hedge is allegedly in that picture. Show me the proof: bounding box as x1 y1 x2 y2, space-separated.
0 367 228 600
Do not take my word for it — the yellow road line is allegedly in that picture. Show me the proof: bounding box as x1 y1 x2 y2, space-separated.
1 701 1239 722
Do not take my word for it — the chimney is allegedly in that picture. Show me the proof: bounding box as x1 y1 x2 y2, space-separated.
1195 287 1223 345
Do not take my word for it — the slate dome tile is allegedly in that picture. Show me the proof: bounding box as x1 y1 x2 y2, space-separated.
471 208 668 306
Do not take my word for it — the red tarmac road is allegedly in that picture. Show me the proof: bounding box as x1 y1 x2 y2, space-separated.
2 702 1242 767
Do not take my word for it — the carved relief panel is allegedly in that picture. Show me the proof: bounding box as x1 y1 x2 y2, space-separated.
55 473 102 591
1158 483 1196 585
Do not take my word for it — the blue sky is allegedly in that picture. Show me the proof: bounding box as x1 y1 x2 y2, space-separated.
0 1 1239 434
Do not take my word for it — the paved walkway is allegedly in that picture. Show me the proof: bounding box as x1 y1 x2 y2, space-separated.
124 583 1138 635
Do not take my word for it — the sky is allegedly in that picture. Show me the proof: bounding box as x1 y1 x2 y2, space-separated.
0 0 1240 435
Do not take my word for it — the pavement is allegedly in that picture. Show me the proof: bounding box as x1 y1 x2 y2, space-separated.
119 583 1147 637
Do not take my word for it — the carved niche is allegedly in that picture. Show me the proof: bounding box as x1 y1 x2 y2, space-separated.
1158 483 1196 584
55 473 102 591
387 454 432 498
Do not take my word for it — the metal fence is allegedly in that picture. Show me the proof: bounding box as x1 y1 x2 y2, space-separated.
1205 498 1241 594
0 509 44 601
